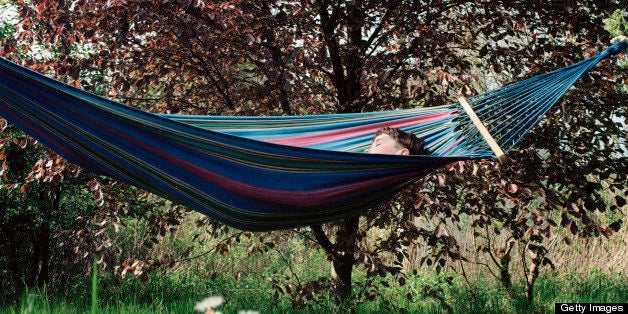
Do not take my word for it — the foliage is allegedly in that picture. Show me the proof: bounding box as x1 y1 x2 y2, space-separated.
0 3 16 42
605 9 628 92
0 120 135 302
0 0 626 307
0 122 76 300
604 9 627 37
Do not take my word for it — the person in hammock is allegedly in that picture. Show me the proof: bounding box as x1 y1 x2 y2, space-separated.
365 127 429 155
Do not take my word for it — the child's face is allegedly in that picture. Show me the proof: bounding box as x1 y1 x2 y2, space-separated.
366 134 409 155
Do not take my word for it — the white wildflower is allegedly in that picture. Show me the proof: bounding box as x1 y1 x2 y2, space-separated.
195 296 224 313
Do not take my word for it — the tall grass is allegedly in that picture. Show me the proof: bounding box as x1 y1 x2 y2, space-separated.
91 260 97 314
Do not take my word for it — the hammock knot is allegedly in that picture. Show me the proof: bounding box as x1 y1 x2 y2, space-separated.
607 36 628 55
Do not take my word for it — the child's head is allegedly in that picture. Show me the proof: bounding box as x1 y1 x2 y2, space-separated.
366 127 429 155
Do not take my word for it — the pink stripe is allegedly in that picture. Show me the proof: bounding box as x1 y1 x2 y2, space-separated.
265 111 456 147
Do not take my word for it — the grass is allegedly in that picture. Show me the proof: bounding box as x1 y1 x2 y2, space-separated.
2 269 626 313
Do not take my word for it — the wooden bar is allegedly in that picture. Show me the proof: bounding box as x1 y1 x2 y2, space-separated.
458 96 507 163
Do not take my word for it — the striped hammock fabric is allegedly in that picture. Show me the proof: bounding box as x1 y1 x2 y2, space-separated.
0 42 625 230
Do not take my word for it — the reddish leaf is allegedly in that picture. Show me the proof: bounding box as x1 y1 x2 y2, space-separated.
560 213 571 228
615 196 626 208
608 220 622 232
569 222 578 235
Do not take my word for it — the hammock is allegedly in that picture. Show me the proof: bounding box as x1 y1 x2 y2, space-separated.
0 43 625 231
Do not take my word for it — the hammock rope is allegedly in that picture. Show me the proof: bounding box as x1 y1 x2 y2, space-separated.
0 42 625 230
461 45 625 155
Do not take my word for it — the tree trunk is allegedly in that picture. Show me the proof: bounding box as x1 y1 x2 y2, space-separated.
311 215 360 304
330 216 360 303
29 223 51 287
28 185 61 287
331 251 355 303
499 238 515 290
525 248 540 302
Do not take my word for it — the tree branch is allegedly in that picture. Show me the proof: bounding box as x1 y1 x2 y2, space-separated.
311 225 336 256
365 1 400 49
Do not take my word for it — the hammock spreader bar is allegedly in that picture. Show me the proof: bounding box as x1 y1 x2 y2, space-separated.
0 42 625 231
458 96 506 163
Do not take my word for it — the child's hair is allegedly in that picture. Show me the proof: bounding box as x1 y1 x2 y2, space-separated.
374 127 429 155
